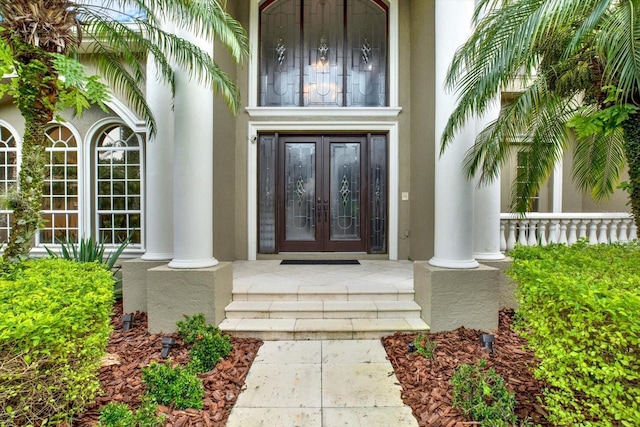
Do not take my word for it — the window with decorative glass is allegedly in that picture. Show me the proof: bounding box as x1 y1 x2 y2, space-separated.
259 0 388 107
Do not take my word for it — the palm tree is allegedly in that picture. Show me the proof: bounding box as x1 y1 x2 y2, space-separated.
0 0 249 261
442 0 640 228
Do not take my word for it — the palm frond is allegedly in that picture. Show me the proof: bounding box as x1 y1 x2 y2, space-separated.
595 1 640 103
572 107 627 200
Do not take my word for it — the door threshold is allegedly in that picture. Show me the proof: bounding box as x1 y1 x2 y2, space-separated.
257 253 388 261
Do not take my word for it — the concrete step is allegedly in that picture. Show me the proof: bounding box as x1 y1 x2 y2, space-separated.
232 288 415 302
225 300 422 319
218 317 430 340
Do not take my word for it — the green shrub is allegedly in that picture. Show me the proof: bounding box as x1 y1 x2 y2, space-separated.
177 313 232 374
45 235 130 298
142 361 204 410
451 359 518 426
508 242 640 426
412 333 437 360
0 259 114 426
98 402 135 427
98 397 165 427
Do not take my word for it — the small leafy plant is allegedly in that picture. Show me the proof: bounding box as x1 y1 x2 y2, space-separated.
142 361 204 410
412 333 438 359
451 359 518 427
45 235 130 297
98 396 165 427
177 313 232 374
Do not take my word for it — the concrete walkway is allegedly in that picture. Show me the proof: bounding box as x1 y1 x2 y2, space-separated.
227 340 418 427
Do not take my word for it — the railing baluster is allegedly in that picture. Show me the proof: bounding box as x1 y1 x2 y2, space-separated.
507 221 516 251
618 220 629 243
500 221 507 252
548 219 559 244
578 220 588 240
518 220 528 246
528 219 539 246
629 222 637 240
609 220 619 244
599 220 610 244
589 220 599 244
568 219 578 245
538 220 548 246
558 220 569 244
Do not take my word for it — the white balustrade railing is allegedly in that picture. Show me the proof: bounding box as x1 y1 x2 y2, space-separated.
500 213 637 251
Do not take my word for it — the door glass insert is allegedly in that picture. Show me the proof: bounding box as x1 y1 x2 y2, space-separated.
284 143 316 241
330 142 360 240
369 134 387 253
258 135 278 253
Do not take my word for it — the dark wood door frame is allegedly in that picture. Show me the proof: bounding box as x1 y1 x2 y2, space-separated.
277 134 368 252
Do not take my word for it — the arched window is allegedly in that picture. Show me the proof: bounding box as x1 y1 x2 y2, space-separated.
259 0 388 107
39 124 80 245
94 123 143 247
0 123 19 245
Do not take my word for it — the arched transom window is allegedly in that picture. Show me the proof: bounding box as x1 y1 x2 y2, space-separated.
259 0 388 107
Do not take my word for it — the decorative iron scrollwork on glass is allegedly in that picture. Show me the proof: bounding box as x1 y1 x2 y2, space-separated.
276 38 286 70
295 168 306 206
361 38 371 65
318 35 329 64
339 174 351 206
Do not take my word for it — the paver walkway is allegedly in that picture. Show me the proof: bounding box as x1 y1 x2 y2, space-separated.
226 340 418 427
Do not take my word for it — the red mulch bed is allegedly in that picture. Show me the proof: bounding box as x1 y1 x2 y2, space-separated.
382 310 550 427
72 301 263 427
73 303 546 426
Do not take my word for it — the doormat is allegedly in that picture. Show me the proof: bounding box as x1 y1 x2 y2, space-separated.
280 259 360 265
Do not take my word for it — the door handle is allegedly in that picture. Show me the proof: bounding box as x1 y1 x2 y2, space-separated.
324 200 329 223
317 198 322 222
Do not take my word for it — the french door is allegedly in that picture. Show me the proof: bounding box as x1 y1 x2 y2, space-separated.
258 133 388 254
279 135 366 251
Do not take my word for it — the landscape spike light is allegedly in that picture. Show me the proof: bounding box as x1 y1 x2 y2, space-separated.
122 313 133 331
479 333 495 355
161 337 175 358
408 342 416 354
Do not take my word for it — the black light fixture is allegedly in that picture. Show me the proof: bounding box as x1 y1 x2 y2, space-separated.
122 313 133 331
161 337 175 358
408 342 416 354
480 334 495 355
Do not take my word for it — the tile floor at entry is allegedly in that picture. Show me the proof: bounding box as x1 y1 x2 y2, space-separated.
226 340 418 427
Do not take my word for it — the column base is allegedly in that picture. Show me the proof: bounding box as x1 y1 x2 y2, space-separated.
121 258 168 314
429 257 479 269
141 252 173 261
147 262 232 333
474 251 506 261
414 262 499 332
168 258 219 269
480 258 517 310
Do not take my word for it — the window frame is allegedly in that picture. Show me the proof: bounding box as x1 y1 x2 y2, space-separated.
247 0 400 115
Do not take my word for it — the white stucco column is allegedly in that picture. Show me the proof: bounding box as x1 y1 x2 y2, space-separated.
430 0 479 269
168 28 218 269
473 98 505 260
141 47 175 261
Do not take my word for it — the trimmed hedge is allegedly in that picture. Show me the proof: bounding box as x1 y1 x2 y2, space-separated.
508 242 640 426
0 259 114 426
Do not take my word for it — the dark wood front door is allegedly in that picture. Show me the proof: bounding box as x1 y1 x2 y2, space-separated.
278 135 367 252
